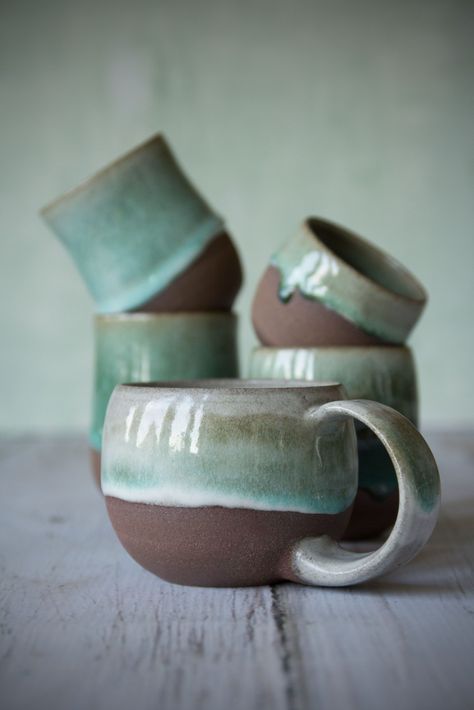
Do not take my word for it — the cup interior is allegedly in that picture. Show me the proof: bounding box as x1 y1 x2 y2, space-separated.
308 218 426 302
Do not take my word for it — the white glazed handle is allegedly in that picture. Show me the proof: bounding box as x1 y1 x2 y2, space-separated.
292 400 440 587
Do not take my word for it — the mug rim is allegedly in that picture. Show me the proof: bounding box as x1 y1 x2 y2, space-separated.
115 379 343 394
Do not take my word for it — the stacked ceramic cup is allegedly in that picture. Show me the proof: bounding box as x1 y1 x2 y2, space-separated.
42 135 242 484
250 217 427 538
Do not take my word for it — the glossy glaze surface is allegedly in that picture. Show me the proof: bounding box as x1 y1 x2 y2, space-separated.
41 134 224 313
102 381 357 514
248 345 418 423
248 345 418 508
270 218 427 343
91 314 238 451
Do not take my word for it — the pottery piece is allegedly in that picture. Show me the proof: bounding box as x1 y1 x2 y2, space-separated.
248 345 418 538
135 232 242 312
102 380 440 588
253 265 384 347
252 217 427 346
41 134 237 313
90 313 239 482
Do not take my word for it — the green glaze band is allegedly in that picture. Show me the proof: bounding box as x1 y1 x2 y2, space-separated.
41 134 224 313
248 346 418 423
271 218 427 343
248 345 419 498
90 313 239 451
101 381 357 515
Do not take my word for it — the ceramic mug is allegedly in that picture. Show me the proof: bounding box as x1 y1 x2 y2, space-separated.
102 380 440 588
41 134 234 313
90 313 238 484
248 345 418 538
252 217 427 346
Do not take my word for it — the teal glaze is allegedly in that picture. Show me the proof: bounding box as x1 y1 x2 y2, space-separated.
90 313 238 451
248 345 419 498
101 381 358 515
41 134 224 313
248 346 418 423
271 218 427 343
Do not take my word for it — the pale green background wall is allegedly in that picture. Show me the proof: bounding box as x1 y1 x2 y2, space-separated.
1 0 473 431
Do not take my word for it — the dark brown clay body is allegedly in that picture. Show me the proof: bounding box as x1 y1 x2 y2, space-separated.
106 497 353 587
136 232 243 313
91 449 101 489
252 266 384 347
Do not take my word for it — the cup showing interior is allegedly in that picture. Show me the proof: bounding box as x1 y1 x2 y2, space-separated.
90 313 239 484
252 217 427 345
41 134 230 313
102 380 357 587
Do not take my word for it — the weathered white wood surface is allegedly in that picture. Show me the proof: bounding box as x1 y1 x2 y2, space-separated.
0 432 473 710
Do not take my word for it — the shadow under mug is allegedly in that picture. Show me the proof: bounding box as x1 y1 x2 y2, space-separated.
41 134 225 313
102 380 440 588
90 313 239 484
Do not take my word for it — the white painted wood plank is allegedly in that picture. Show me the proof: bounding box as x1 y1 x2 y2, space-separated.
0 433 473 710
0 436 287 710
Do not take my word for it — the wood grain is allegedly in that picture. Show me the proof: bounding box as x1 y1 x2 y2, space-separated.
0 433 473 710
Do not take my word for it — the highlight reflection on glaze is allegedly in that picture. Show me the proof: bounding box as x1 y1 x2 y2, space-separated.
270 220 427 343
248 346 419 499
248 346 418 424
101 385 357 515
272 229 340 304
90 313 238 452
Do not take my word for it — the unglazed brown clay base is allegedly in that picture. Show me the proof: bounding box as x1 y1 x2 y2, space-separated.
252 266 384 347
105 497 353 587
136 232 243 313
91 449 101 489
343 489 399 540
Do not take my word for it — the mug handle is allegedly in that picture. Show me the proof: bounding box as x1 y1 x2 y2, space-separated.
291 399 441 587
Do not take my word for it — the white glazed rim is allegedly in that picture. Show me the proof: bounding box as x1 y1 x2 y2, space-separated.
116 379 344 394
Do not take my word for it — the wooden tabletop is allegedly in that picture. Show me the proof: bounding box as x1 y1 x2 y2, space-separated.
1 432 473 710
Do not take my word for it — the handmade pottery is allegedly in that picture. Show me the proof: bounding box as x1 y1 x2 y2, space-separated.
90 313 239 485
248 346 418 538
102 380 440 588
135 232 242 313
252 217 427 346
41 134 240 313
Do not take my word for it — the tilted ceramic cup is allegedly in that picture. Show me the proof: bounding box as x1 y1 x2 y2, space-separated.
252 217 427 346
248 346 418 538
90 313 238 484
41 134 241 313
102 380 440 588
